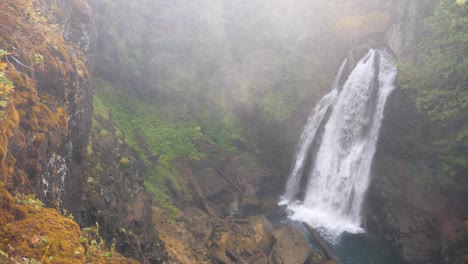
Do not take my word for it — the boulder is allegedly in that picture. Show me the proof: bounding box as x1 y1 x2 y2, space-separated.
184 207 215 239
271 225 313 264
242 183 259 209
247 215 275 254
198 167 230 197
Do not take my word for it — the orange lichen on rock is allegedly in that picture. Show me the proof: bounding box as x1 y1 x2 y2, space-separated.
0 181 139 263
0 69 69 192
0 102 20 182
0 0 91 190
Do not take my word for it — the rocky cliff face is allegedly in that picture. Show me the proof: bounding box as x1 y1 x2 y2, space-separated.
81 102 166 263
0 0 92 211
367 1 467 263
0 1 166 262
369 88 467 264
385 0 438 63
368 89 456 263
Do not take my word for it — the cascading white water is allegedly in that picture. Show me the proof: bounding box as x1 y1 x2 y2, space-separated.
279 59 347 205
281 49 397 243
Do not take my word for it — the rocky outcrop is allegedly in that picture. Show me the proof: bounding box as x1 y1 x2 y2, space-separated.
191 155 276 218
365 1 467 264
0 181 139 263
270 226 314 264
81 102 166 263
0 1 167 262
369 88 466 264
385 0 438 63
0 0 92 211
153 201 327 264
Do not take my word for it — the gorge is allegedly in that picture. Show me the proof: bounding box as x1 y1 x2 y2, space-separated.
0 0 466 264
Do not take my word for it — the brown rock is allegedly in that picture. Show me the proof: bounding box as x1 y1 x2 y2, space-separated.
242 183 259 209
247 215 275 254
198 167 230 197
271 225 313 264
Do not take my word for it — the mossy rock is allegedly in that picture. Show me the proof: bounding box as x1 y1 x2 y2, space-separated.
0 183 85 263
0 182 138 263
87 143 94 155
119 157 131 168
99 128 110 138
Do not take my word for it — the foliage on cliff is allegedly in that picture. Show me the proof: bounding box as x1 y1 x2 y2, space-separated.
398 0 467 186
83 95 167 263
92 78 250 211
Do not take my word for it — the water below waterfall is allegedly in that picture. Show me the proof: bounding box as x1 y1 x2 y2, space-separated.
280 49 397 243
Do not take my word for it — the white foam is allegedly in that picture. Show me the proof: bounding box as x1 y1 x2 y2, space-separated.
287 202 364 243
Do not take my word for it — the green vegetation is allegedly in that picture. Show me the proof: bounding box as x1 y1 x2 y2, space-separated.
143 167 184 220
92 0 338 128
89 0 351 212
260 89 296 124
93 78 205 165
80 226 116 258
0 49 14 107
13 193 44 209
93 78 254 211
398 0 467 186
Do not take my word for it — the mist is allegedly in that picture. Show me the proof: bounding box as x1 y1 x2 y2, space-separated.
0 0 465 263
93 0 342 114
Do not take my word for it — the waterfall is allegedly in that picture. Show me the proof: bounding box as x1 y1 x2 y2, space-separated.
279 59 347 205
281 49 397 243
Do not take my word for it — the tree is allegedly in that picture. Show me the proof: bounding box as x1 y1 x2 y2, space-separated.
398 0 468 185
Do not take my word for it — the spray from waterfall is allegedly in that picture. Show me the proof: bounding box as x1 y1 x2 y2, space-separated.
281 49 397 243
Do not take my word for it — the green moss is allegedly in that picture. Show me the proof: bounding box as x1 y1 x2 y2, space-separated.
99 128 110 138
92 78 204 163
92 119 100 130
1 185 85 263
93 95 110 119
87 143 94 156
115 129 124 144
144 180 181 221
